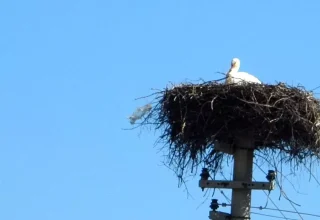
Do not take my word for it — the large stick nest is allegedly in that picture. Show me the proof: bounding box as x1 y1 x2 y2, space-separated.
139 81 320 178
165 81 320 147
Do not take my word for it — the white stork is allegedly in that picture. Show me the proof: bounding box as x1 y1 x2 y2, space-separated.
225 58 261 85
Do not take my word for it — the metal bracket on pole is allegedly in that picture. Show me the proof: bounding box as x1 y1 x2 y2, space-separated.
199 169 276 219
199 180 274 190
209 211 231 220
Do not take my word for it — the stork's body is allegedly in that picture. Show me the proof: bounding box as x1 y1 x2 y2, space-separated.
225 58 261 85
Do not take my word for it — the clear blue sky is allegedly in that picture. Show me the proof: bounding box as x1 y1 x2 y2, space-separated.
1 0 320 219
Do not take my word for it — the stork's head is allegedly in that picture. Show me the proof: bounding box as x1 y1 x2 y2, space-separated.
231 58 240 68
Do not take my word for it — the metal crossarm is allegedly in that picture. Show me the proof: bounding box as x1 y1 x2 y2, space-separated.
199 180 274 190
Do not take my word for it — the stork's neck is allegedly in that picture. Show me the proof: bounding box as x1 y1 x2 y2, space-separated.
230 65 240 72
227 66 239 76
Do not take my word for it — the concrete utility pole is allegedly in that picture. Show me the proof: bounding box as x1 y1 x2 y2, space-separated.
199 135 276 220
231 136 254 219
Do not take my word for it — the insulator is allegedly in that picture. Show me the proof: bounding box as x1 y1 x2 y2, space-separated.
210 199 219 211
266 170 276 182
200 168 210 180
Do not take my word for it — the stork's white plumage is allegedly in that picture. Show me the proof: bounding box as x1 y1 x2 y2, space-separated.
225 58 261 85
